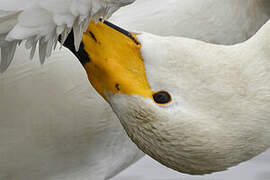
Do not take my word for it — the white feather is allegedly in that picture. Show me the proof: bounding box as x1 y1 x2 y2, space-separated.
0 0 135 72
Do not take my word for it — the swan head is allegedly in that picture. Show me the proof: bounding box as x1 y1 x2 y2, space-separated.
68 21 270 175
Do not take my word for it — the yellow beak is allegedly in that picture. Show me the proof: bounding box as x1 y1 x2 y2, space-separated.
82 21 153 100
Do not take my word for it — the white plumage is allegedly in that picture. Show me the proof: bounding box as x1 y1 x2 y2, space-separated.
111 0 270 45
1 0 270 179
0 45 143 180
0 0 134 72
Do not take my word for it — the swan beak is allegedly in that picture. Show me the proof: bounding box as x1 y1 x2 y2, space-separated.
82 20 152 100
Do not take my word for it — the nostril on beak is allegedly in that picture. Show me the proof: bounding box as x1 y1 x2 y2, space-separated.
88 31 97 43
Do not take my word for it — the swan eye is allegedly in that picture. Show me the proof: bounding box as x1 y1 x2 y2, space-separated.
153 91 172 105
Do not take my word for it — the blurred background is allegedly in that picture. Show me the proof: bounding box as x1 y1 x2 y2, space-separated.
112 150 270 180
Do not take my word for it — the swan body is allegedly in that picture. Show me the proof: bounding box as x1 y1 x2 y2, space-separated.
82 19 270 175
0 45 143 180
1 0 270 179
111 0 270 45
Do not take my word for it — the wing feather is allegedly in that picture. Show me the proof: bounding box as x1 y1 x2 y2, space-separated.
0 0 135 72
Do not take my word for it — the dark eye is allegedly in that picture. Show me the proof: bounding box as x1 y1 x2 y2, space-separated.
153 91 172 104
